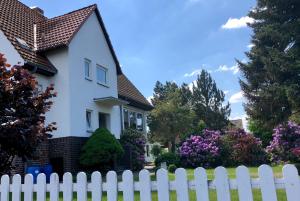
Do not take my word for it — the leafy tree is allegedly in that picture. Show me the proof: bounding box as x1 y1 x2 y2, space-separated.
151 81 179 106
80 128 124 172
148 90 195 152
0 53 56 175
238 0 300 130
192 70 231 130
248 119 273 147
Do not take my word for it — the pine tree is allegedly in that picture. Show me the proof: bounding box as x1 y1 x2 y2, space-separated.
238 0 300 130
192 70 231 130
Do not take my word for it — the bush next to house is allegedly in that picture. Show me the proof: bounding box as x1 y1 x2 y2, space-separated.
154 152 180 167
266 121 300 163
179 129 222 168
120 129 146 171
80 128 124 172
150 143 162 159
221 129 266 166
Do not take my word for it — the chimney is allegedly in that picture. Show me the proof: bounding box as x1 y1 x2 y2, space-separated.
30 6 44 15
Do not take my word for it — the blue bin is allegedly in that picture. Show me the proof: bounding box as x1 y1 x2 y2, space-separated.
26 166 41 183
43 164 53 183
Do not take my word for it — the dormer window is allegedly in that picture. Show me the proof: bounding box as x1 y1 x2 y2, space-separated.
16 37 30 50
84 59 92 80
96 65 108 86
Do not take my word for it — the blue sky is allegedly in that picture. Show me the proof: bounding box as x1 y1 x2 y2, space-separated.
21 0 256 126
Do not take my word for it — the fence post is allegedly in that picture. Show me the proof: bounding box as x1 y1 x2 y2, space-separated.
106 171 118 201
122 170 134 201
139 169 152 201
157 168 170 201
175 168 189 201
49 173 59 201
62 172 73 201
1 175 10 201
24 174 33 201
91 171 102 201
77 172 87 201
37 173 47 201
12 174 21 201
236 166 253 201
283 164 300 201
194 167 209 201
215 166 231 201
258 165 277 201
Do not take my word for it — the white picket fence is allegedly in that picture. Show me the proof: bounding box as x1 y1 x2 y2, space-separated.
0 164 300 201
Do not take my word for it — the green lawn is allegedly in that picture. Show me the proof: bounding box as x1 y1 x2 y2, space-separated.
46 166 287 201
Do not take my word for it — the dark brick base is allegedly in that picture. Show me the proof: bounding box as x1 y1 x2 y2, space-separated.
11 137 88 175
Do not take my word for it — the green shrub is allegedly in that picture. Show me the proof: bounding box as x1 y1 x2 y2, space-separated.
120 129 146 171
168 164 177 173
150 143 162 158
155 152 180 167
80 128 124 171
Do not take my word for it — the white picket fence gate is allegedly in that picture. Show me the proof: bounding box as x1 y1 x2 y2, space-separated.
0 164 300 201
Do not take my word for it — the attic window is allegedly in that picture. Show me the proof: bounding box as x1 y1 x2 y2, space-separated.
16 38 30 50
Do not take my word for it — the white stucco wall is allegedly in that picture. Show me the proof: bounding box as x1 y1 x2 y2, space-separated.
68 12 121 138
35 48 71 138
0 30 24 65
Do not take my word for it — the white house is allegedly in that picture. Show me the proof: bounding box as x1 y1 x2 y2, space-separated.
0 0 153 174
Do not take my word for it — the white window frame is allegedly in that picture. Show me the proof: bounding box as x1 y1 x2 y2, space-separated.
84 58 92 81
86 109 93 133
96 64 108 87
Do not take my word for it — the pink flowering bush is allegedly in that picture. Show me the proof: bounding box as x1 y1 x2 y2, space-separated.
179 130 221 168
267 121 300 163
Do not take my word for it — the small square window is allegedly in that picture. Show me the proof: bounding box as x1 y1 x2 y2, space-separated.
96 65 108 85
86 110 93 132
84 59 92 80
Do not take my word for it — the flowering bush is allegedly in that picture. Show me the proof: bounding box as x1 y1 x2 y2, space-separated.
120 129 146 171
266 121 300 163
221 129 266 166
179 129 221 168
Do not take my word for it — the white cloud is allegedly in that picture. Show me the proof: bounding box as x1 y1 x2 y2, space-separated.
247 44 255 49
215 65 239 74
184 69 202 77
223 90 230 95
147 96 153 104
221 16 254 29
229 91 244 104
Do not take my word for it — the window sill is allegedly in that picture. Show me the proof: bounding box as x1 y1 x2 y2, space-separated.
85 77 93 81
87 129 94 133
97 82 109 88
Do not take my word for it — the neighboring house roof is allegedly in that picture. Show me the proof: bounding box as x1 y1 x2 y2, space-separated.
229 119 244 129
118 74 153 111
0 0 122 75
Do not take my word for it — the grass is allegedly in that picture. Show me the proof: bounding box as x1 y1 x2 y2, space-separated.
46 166 287 201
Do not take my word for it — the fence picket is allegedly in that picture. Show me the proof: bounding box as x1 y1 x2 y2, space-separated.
139 169 152 201
258 165 277 201
62 173 73 201
283 164 300 201
77 172 87 201
0 175 10 201
91 171 102 201
194 167 209 201
49 173 59 201
175 168 189 201
236 166 253 201
122 170 134 201
12 174 21 201
24 174 34 201
106 171 118 201
157 168 170 201
37 174 47 201
215 166 231 201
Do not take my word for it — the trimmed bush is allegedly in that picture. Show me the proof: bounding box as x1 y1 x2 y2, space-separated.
80 128 124 171
154 152 180 167
168 164 177 173
150 143 162 158
267 121 300 163
179 129 222 168
120 129 146 171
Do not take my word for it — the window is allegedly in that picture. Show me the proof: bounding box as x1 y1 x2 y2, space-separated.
86 110 92 132
84 59 92 80
96 65 107 85
136 113 144 131
129 112 136 129
123 109 129 129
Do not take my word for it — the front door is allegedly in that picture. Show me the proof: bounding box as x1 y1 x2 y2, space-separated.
99 113 107 129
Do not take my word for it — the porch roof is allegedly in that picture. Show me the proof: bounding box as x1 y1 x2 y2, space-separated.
93 96 129 106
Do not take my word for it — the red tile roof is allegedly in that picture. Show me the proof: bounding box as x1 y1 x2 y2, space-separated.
118 74 153 110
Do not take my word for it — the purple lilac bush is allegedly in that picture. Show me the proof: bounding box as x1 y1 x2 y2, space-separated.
267 121 300 163
179 129 221 168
